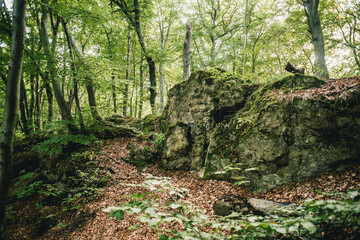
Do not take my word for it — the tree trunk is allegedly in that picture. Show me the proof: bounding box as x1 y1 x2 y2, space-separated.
39 1 76 132
242 0 249 76
303 0 329 79
159 62 164 112
104 28 118 114
42 73 53 123
123 29 131 117
65 29 102 123
62 21 85 133
0 0 26 236
138 52 144 119
111 0 157 114
35 74 42 130
29 74 35 130
112 78 117 114
19 78 30 135
183 22 192 81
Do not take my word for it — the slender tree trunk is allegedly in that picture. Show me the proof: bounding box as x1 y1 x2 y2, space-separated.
159 62 164 112
42 73 53 123
242 0 249 76
65 28 102 123
19 78 30 135
29 74 35 130
62 21 85 132
123 29 131 117
303 0 329 79
183 22 192 81
0 0 26 237
111 0 157 114
104 28 118 114
35 74 42 130
138 53 144 119
39 1 76 132
112 78 117 114
210 36 216 65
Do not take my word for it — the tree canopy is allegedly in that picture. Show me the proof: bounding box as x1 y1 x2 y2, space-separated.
0 0 358 131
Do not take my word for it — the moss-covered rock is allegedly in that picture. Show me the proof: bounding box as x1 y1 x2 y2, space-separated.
161 70 257 170
161 71 360 193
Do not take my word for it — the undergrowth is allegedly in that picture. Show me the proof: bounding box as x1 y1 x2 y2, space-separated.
7 131 108 235
104 175 360 240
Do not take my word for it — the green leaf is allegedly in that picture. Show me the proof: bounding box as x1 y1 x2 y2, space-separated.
158 235 169 240
348 190 360 201
109 210 124 220
301 221 317 234
129 225 140 230
168 203 183 209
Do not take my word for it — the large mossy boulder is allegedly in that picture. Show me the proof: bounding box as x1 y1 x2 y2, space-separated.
161 70 360 192
161 69 257 170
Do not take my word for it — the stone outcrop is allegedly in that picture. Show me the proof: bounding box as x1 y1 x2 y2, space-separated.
161 70 360 193
161 69 257 170
213 195 297 216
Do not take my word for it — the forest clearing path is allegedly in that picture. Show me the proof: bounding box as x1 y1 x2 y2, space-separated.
38 137 360 240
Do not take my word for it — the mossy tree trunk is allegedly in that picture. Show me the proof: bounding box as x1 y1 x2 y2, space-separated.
0 0 26 237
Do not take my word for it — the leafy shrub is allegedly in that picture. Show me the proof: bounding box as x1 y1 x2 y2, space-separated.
11 171 43 199
32 134 98 155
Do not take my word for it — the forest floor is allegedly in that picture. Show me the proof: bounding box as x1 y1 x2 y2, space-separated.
7 136 360 240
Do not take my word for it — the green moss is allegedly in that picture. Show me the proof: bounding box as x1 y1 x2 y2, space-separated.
270 74 325 90
141 115 158 133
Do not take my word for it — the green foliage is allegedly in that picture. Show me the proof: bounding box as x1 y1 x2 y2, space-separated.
11 172 43 199
109 209 124 220
5 206 16 221
212 163 256 186
104 175 360 239
32 134 98 155
124 133 164 168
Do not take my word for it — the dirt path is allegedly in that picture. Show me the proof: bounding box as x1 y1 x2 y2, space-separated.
9 137 360 239
27 137 248 239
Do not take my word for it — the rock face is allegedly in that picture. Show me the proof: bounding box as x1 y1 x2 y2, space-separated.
161 70 257 170
161 70 360 193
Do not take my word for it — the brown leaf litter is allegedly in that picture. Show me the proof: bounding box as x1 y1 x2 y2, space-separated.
7 135 359 240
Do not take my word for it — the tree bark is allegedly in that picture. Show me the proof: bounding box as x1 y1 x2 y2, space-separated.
39 1 76 132
159 62 164 112
104 28 117 114
123 29 131 117
64 26 102 123
303 0 329 79
138 52 144 119
42 73 53 123
0 0 26 236
19 78 30 135
62 20 85 133
183 22 192 81
242 0 249 76
111 0 157 115
35 74 42 130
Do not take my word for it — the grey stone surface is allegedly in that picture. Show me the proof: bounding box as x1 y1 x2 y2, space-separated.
161 70 360 192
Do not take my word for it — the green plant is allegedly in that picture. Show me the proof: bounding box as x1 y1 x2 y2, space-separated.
5 206 16 221
212 163 256 186
12 172 44 199
104 175 360 239
124 142 158 169
32 134 98 155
